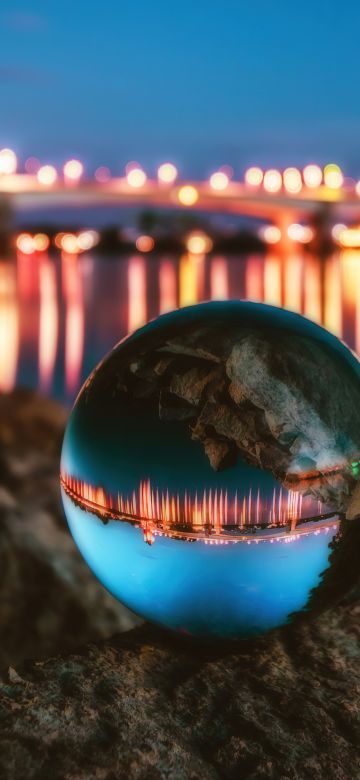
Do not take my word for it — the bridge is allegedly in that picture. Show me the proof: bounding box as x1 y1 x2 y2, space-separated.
1 153 360 249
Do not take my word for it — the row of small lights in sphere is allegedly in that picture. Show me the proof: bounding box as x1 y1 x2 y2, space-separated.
0 148 359 201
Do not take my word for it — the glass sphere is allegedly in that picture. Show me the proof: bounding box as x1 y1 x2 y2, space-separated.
61 301 360 639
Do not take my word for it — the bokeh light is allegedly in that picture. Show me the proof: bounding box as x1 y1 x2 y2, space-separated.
334 225 360 248
332 223 347 242
63 159 84 181
136 235 155 252
178 185 199 206
209 170 229 191
283 167 302 194
0 148 17 175
186 231 213 254
37 165 57 186
33 233 50 252
245 167 263 186
25 157 40 174
126 166 147 188
16 233 35 254
259 225 282 244
157 163 178 183
61 233 79 254
263 169 282 193
303 164 323 189
77 230 100 251
287 223 314 243
95 166 111 183
324 164 343 189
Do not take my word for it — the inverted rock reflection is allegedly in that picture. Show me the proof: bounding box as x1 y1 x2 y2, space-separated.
61 301 360 638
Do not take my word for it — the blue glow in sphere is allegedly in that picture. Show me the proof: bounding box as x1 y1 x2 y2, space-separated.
61 301 360 639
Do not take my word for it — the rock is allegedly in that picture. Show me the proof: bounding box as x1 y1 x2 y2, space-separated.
346 481 360 520
159 389 197 422
1 608 360 779
170 365 221 406
203 437 236 471
0 389 139 669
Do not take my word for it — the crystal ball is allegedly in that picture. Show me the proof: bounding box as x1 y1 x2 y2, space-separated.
61 301 360 639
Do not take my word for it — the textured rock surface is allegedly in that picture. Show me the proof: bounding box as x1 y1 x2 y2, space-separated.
1 609 360 780
0 389 139 668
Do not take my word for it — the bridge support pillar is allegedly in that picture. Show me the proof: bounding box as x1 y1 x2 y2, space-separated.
274 211 294 255
0 195 14 255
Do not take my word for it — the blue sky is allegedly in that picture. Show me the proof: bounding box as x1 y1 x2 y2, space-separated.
1 1 360 176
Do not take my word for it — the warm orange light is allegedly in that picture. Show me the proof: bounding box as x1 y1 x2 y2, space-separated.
263 169 282 193
62 255 84 395
0 264 19 392
0 148 17 174
157 162 178 183
63 159 83 180
54 232 65 249
283 167 302 194
245 167 263 186
303 164 322 188
324 163 343 189
37 165 57 186
259 225 281 244
95 166 111 182
178 185 199 206
159 260 177 313
77 230 100 251
264 255 282 306
39 259 58 393
287 223 314 243
16 233 35 254
61 233 79 254
128 256 147 331
332 223 347 242
135 235 155 252
33 233 50 252
209 170 229 191
126 166 147 188
179 254 199 307
210 257 229 300
186 231 213 255
335 226 360 248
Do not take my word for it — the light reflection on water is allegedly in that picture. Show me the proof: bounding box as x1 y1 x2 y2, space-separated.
1 248 360 403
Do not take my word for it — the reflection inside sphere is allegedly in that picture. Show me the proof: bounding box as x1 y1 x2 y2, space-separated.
61 301 360 638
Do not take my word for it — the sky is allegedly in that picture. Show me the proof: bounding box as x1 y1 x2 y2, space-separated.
1 1 360 177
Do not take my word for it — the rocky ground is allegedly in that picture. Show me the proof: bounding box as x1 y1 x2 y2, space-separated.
0 389 359 779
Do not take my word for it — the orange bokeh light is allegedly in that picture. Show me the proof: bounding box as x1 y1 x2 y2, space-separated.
63 159 84 180
126 166 147 188
245 166 263 187
283 167 302 194
16 233 35 254
263 169 282 193
303 164 322 189
0 148 17 175
186 232 213 254
33 233 50 252
37 165 57 186
209 171 229 191
157 162 178 183
178 185 199 206
135 235 155 252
